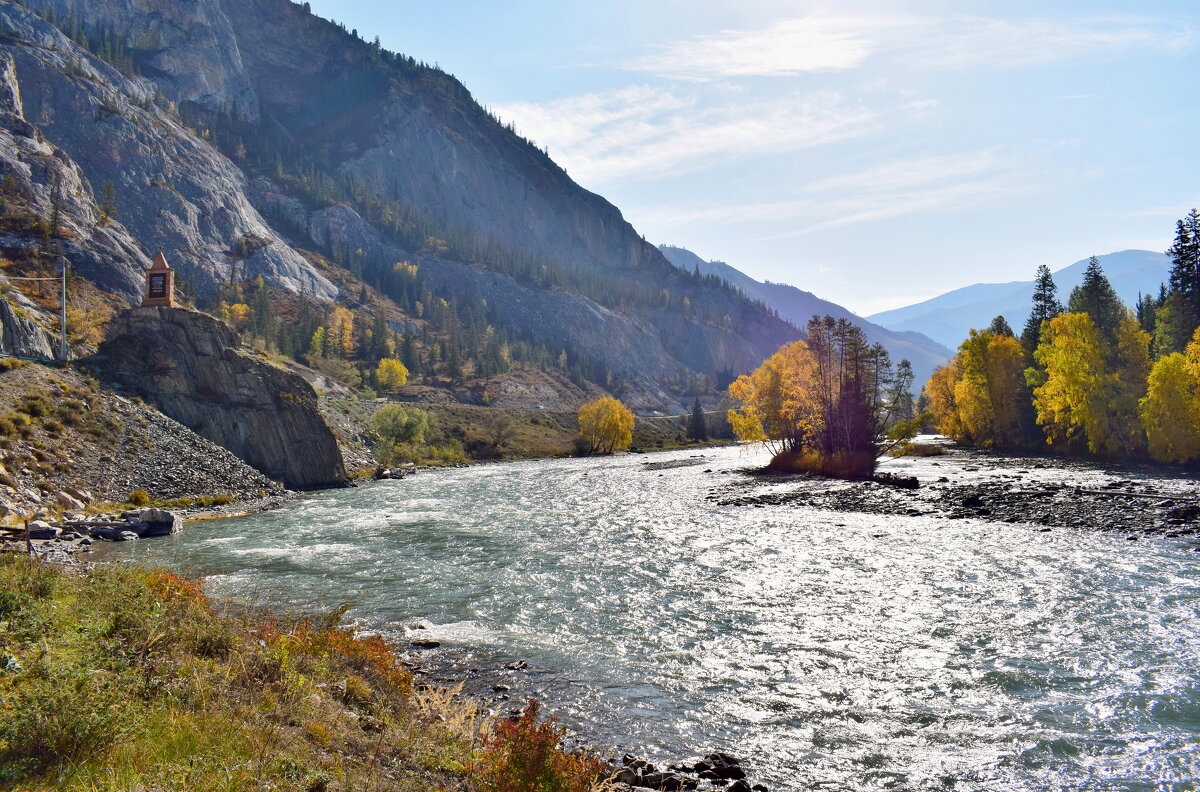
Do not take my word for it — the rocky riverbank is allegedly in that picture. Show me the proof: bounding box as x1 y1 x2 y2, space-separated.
712 443 1200 546
396 638 771 792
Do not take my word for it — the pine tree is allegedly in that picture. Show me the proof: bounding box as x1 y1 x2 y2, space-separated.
98 181 117 225
1067 256 1123 348
1162 209 1200 352
1021 265 1062 356
987 315 1014 337
687 397 708 441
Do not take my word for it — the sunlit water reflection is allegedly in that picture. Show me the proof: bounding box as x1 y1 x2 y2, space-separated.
101 445 1200 790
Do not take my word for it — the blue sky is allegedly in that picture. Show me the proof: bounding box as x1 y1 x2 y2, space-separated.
306 0 1199 315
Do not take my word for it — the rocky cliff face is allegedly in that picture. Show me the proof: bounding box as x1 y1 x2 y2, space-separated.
0 51 148 299
0 294 54 358
0 3 336 301
91 307 348 489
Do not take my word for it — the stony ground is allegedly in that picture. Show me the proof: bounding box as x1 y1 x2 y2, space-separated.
710 444 1200 545
0 362 281 524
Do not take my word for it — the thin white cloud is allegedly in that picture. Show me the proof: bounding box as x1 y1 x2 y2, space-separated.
620 14 1193 80
915 15 1194 68
621 16 887 80
635 147 1045 237
496 87 908 185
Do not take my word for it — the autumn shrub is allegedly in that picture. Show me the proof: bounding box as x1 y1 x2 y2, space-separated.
0 415 15 436
889 442 947 457
128 488 150 506
767 449 877 479
476 700 607 792
19 393 53 418
0 356 26 372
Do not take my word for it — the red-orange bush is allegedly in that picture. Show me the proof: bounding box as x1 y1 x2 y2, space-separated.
475 700 607 792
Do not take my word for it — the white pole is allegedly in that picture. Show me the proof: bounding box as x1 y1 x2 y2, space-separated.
59 256 68 362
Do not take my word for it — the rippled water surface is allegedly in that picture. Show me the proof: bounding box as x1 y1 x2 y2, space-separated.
103 445 1200 790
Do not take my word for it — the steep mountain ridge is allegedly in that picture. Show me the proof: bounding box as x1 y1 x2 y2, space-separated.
2 0 799 405
659 245 951 387
868 250 1171 349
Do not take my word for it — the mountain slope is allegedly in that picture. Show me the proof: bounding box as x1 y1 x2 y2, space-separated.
3 0 799 406
2 0 806 408
660 245 951 387
868 250 1171 349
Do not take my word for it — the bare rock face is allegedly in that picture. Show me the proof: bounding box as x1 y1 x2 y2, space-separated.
0 5 336 301
0 295 55 359
91 307 348 489
0 52 148 300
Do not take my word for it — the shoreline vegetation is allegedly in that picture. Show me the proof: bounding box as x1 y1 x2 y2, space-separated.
725 316 922 480
0 557 610 791
0 552 766 792
923 210 1200 466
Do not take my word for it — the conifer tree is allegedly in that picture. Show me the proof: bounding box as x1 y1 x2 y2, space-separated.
1067 257 1123 348
687 397 708 441
1021 265 1062 356
1160 209 1200 352
988 315 1014 337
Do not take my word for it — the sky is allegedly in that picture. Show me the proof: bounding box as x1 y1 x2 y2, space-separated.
305 0 1199 316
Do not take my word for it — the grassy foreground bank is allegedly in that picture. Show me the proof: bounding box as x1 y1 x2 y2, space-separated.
0 557 606 791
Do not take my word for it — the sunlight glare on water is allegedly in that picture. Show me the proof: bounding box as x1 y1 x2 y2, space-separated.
103 445 1200 790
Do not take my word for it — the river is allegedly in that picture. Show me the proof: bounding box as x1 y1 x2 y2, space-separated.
98 444 1200 791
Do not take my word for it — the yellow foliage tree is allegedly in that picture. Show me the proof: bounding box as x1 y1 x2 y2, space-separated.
1140 328 1200 462
923 357 964 439
953 331 995 445
326 306 355 358
1031 312 1118 454
1108 312 1150 457
376 358 409 392
984 333 1028 448
726 340 822 456
228 303 252 330
925 332 1027 447
577 396 634 454
308 326 326 359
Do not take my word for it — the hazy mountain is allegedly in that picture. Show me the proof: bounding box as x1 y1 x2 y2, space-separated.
659 245 952 387
867 250 1171 350
0 0 799 409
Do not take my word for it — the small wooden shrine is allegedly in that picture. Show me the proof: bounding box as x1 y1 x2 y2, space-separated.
142 252 178 308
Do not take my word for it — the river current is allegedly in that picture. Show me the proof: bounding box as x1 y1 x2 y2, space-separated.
101 444 1200 790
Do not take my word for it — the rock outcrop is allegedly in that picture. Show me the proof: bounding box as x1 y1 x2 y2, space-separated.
91 306 348 489
0 295 54 359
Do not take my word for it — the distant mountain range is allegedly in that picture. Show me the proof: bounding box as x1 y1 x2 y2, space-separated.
659 245 952 388
867 250 1171 350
